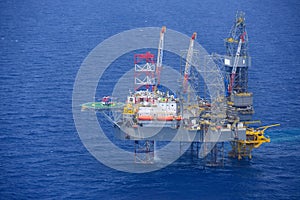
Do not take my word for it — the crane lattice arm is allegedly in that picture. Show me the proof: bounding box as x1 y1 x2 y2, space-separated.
183 32 197 93
155 26 166 91
228 36 243 94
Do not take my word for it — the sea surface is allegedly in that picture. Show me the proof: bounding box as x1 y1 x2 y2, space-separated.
1 0 300 199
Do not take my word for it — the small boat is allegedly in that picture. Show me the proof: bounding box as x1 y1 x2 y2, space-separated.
156 116 174 121
138 115 154 121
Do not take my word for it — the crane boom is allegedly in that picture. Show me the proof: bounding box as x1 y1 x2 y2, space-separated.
155 26 166 91
228 37 243 94
183 32 197 93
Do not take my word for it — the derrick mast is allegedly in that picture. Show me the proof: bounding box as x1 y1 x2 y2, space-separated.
224 11 253 121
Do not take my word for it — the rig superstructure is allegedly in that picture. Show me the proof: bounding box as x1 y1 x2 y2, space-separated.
82 12 279 165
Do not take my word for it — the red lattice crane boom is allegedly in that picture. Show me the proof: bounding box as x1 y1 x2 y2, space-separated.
183 32 197 93
155 26 166 91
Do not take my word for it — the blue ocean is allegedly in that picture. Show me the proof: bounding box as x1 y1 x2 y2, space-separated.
1 0 300 199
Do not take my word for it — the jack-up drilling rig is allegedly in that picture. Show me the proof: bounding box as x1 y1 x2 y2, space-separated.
81 12 279 164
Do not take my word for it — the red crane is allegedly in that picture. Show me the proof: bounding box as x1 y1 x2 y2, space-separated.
154 26 166 91
183 32 197 93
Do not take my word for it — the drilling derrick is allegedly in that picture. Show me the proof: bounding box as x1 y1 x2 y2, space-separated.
224 11 254 121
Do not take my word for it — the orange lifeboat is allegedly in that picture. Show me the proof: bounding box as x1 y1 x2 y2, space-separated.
138 115 153 121
157 116 174 121
175 116 182 121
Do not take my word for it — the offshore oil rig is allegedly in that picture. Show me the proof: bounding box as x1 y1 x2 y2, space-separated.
82 12 279 165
